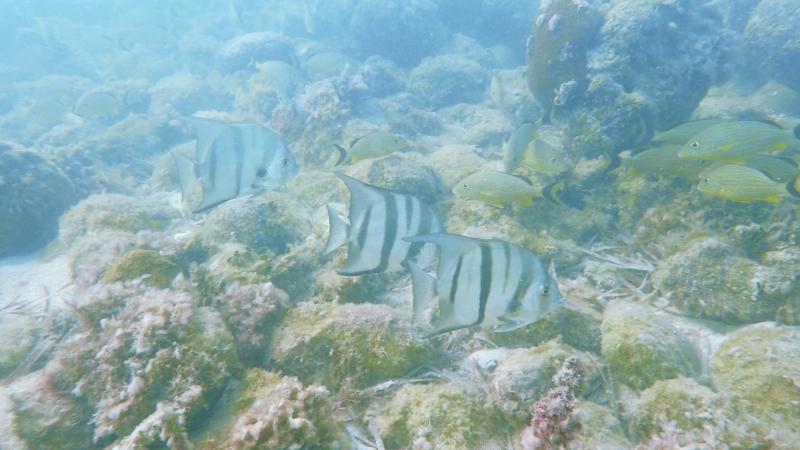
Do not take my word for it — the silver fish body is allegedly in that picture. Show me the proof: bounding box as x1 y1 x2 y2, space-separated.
404 233 564 336
173 117 298 212
326 173 443 276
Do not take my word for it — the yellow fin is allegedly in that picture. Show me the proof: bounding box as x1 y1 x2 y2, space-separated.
766 194 782 203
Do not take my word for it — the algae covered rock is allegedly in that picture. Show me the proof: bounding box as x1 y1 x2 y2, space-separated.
102 249 180 288
58 193 177 243
202 192 311 257
601 301 699 390
269 302 437 390
651 237 788 324
710 323 800 446
564 401 631 449
363 154 446 205
627 377 721 442
408 54 490 108
744 0 800 92
0 315 40 379
53 283 239 445
369 382 507 450
464 340 601 422
200 369 346 449
0 146 76 256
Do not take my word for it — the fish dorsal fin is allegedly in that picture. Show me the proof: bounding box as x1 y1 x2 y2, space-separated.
511 174 534 185
548 260 559 285
336 172 385 222
404 233 480 277
185 116 230 162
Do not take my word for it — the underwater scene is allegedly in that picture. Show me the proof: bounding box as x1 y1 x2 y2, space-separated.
1 0 800 448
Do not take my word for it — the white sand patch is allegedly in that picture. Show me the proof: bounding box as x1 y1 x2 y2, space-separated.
0 252 75 315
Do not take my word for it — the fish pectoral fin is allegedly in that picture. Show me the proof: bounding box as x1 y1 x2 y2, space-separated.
493 316 530 333
486 201 506 208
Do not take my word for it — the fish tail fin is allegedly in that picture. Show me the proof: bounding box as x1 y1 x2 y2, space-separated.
333 144 348 166
324 204 350 253
604 151 623 173
787 176 800 200
541 179 567 207
404 260 436 325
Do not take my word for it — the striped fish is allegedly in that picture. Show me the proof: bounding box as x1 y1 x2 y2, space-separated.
403 233 564 337
325 173 443 276
172 117 298 212
697 164 800 203
678 120 800 162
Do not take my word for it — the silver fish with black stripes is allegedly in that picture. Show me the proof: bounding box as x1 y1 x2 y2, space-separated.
325 173 443 276
404 233 564 337
172 116 298 212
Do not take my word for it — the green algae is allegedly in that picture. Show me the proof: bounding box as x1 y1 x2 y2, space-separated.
103 249 181 288
601 301 699 390
269 302 437 390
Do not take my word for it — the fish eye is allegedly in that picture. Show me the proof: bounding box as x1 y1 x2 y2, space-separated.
256 167 267 177
542 285 550 295
690 140 700 149
463 183 469 189
282 157 288 166
704 177 710 183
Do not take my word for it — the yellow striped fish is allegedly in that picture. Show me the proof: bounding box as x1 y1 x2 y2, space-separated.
619 145 709 179
651 119 724 145
453 171 564 207
678 121 800 162
697 164 800 203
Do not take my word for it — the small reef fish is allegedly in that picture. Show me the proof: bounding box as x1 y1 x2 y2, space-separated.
73 91 122 122
489 70 505 106
678 120 800 162
738 154 799 183
503 121 538 173
325 173 443 275
453 170 564 208
697 164 800 203
173 117 298 212
334 131 409 165
521 139 569 174
618 145 709 179
403 233 564 336
651 119 725 146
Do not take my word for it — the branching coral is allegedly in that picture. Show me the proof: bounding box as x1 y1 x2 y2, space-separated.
520 356 584 450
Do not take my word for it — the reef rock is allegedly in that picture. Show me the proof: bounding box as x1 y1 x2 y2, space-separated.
710 322 800 447
369 382 507 450
201 192 311 257
269 302 437 390
199 369 346 449
409 54 490 109
349 0 445 67
102 249 180 288
651 237 796 324
744 0 800 92
0 146 76 257
601 300 699 390
49 283 239 446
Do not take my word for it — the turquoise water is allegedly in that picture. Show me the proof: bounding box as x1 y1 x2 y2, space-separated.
0 1 799 449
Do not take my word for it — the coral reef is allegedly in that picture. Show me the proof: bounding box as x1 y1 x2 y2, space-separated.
0 146 76 256
601 300 699 390
217 32 296 73
269 302 437 390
